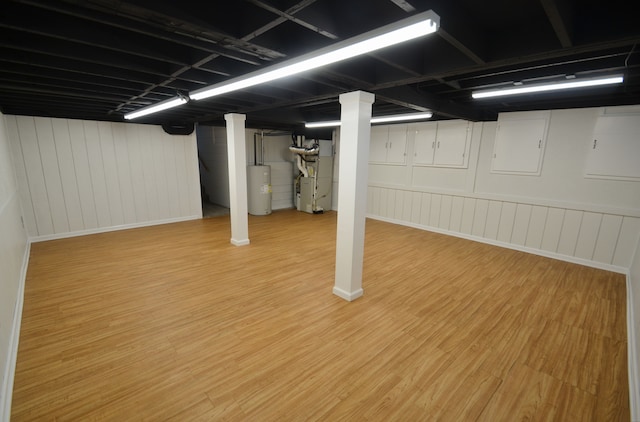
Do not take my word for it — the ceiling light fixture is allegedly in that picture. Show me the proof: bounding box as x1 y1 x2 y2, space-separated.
190 10 440 102
471 74 624 99
124 95 189 120
305 111 433 128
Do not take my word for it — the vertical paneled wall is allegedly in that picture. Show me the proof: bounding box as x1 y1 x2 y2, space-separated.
197 126 295 211
367 187 640 269
7 116 202 239
0 113 29 418
364 107 640 271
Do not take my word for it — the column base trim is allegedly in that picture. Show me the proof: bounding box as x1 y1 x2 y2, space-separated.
333 286 364 302
231 238 250 246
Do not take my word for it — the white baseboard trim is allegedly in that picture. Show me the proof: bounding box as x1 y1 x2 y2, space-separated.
231 238 250 246
1 240 30 422
333 286 364 302
367 214 628 275
29 215 202 243
627 273 640 422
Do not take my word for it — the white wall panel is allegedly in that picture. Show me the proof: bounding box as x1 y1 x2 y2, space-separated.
6 117 37 235
460 197 476 234
471 199 489 237
267 161 294 210
68 119 98 230
151 130 170 219
19 116 54 235
9 116 201 239
162 135 181 218
511 204 532 246
0 112 29 421
185 135 200 217
497 202 516 243
371 186 381 216
125 124 149 222
613 217 640 267
449 196 464 232
379 188 389 218
51 119 84 232
401 190 413 222
429 193 441 227
525 206 548 249
593 214 623 264
34 118 69 234
112 124 137 224
410 191 421 224
540 208 564 253
574 212 603 260
173 138 190 217
84 121 111 228
439 195 452 230
138 126 159 221
556 210 583 256
484 201 502 240
98 122 125 226
386 189 397 219
419 193 431 226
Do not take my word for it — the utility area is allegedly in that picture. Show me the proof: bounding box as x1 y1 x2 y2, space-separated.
290 136 333 214
245 131 333 216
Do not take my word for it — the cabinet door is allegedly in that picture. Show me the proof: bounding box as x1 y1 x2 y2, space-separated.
369 126 388 163
491 118 547 175
434 120 470 167
412 122 437 165
386 124 407 164
585 114 640 180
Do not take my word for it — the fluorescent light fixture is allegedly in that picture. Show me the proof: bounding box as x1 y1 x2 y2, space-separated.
305 120 342 128
124 96 188 120
371 111 433 124
472 74 624 99
190 10 439 101
305 111 433 128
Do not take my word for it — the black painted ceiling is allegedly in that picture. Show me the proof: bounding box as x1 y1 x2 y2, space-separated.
1 0 639 133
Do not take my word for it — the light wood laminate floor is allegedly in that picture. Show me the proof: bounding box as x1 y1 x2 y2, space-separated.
12 209 629 420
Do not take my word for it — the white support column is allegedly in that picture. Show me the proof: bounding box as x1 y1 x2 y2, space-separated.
333 90 375 301
225 113 250 246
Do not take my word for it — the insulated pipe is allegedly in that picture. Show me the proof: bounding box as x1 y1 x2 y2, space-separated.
289 144 320 155
296 154 308 178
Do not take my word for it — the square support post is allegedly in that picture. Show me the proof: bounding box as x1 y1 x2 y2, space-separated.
333 91 375 301
224 113 250 246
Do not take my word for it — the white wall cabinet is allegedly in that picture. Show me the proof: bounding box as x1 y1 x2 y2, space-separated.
584 113 640 181
491 112 549 175
413 120 471 168
369 125 407 164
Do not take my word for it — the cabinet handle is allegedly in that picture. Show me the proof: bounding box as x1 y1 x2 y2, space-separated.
431 141 435 149
593 139 597 149
538 140 541 148
437 141 440 148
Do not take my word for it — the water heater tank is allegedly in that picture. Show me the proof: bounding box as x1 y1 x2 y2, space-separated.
247 165 272 215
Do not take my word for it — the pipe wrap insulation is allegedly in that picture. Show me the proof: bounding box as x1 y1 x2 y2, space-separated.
289 144 320 155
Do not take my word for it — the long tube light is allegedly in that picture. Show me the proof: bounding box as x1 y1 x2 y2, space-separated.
471 74 624 99
305 111 433 128
124 96 188 120
190 10 439 102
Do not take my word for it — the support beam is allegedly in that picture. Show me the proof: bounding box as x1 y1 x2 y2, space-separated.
224 113 250 246
333 90 375 301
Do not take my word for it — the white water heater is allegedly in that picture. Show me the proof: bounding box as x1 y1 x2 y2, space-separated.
247 165 272 215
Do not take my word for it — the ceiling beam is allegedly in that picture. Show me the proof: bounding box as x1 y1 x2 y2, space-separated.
540 0 573 48
374 85 491 121
246 0 338 40
387 0 416 13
